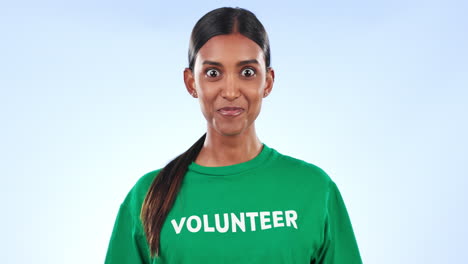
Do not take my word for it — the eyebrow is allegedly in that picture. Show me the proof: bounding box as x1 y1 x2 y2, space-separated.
202 59 259 67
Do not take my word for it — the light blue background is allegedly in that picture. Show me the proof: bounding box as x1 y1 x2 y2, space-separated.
1 0 467 263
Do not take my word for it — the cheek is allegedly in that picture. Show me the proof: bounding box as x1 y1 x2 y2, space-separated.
245 78 266 97
253 73 266 88
195 79 216 98
196 87 218 112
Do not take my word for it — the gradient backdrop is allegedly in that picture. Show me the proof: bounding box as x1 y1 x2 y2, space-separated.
1 0 467 263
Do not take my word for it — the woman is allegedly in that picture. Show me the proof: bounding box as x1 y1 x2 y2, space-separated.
105 7 362 264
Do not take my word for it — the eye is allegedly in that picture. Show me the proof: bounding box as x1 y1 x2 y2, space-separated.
206 68 220 78
241 67 256 78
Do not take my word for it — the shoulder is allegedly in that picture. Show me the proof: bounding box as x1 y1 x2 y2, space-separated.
269 146 334 189
120 168 163 216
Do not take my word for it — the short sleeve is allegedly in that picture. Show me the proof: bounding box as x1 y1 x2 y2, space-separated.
105 204 151 264
314 181 362 264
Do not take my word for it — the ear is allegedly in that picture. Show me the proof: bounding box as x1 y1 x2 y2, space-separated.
184 68 198 98
263 67 275 98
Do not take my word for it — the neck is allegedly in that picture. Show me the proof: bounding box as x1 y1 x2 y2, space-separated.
195 124 263 167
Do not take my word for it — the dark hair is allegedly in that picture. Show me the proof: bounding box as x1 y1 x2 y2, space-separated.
188 7 271 70
140 7 271 259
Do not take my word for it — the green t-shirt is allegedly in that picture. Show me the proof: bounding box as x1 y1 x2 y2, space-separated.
105 143 362 263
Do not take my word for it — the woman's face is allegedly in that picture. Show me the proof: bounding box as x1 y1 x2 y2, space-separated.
184 33 274 137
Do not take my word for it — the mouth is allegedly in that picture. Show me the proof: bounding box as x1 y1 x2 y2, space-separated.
217 107 245 117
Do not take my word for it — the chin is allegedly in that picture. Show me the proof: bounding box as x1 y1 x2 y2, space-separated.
217 128 244 137
210 117 251 136
214 124 247 137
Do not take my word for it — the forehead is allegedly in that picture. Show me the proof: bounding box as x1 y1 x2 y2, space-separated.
196 33 265 66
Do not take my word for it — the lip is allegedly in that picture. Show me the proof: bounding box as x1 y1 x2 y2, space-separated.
217 107 245 117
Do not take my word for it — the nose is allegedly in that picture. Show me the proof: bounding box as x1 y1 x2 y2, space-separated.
221 74 240 101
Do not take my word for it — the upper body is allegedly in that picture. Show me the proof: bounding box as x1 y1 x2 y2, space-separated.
105 143 362 263
105 7 362 264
